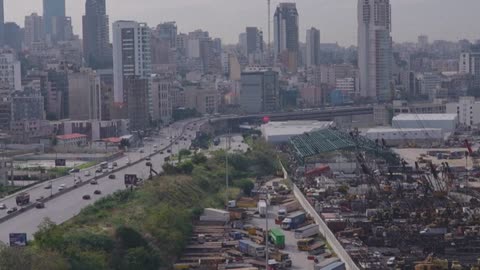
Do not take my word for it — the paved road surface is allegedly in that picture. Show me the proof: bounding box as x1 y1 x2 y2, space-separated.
0 119 204 244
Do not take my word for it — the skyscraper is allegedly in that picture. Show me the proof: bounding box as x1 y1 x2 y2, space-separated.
83 0 111 69
246 27 263 55
0 0 4 45
358 0 393 102
112 21 151 130
273 2 299 72
43 0 65 36
306 27 320 67
156 22 177 48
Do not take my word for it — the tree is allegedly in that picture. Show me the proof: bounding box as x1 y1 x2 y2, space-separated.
191 153 207 165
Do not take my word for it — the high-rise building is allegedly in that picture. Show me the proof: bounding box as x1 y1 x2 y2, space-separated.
357 0 393 102
273 2 299 72
112 21 151 130
246 27 263 55
43 0 65 36
306 27 320 67
240 67 279 113
24 13 45 49
0 0 4 45
83 0 111 69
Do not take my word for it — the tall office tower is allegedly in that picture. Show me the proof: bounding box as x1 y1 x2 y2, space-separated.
358 0 393 102
418 35 429 49
83 0 111 68
43 0 65 36
0 0 4 45
156 22 177 48
273 2 299 72
4 23 23 51
240 67 279 113
246 27 264 64
112 21 151 130
306 27 320 67
24 13 45 49
0 53 21 91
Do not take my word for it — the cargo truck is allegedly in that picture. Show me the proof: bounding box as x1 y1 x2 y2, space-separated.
269 228 285 249
258 200 267 218
295 224 319 239
282 211 306 230
238 240 265 257
16 193 30 206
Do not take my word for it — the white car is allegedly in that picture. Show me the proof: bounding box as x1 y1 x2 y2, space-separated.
58 184 66 191
387 257 396 266
0 203 6 210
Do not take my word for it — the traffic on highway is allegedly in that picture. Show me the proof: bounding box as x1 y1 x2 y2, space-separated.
0 118 205 244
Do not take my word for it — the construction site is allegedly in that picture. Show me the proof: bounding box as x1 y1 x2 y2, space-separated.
286 126 480 269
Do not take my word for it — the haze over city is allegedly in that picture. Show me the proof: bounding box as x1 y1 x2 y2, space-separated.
4 0 480 45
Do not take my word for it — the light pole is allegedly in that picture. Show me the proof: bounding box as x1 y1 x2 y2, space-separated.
265 199 269 269
225 131 230 209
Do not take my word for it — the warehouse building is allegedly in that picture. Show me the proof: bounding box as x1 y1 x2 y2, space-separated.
392 114 458 133
364 128 444 146
261 121 334 144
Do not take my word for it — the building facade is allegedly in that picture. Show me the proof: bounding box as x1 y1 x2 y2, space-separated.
83 0 111 68
24 13 45 49
306 27 320 67
240 68 279 113
274 2 299 72
357 0 393 102
151 75 173 124
68 68 100 120
0 53 21 91
446 96 480 127
43 0 65 36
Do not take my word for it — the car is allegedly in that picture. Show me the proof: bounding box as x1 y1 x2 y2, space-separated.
90 180 98 185
160 151 164 154
0 203 6 210
139 149 145 153
35 202 45 209
82 195 91 200
167 149 172 153
108 174 116 179
7 207 18 214
69 168 80 174
373 251 381 258
84 171 91 177
146 157 151 161
387 257 396 266
36 196 44 202
95 168 103 173
94 190 102 195
58 184 66 191
146 162 152 167
113 162 118 167
44 183 52 189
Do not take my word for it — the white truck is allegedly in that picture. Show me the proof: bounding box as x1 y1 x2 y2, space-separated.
258 200 267 218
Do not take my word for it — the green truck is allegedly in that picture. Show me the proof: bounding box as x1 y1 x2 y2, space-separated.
269 228 285 249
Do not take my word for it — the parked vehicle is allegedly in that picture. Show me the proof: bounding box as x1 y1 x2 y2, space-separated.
258 200 267 218
282 211 306 230
269 228 285 249
82 195 91 200
294 224 319 239
94 190 102 195
109 174 116 179
35 202 45 209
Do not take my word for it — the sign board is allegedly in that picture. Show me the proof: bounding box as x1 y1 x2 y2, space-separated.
9 233 27 247
124 174 138 186
55 159 66 167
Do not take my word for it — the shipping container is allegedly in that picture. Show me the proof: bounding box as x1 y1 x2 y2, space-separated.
295 224 319 239
282 211 306 230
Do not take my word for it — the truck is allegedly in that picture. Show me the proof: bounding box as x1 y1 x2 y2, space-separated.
282 211 306 230
258 200 267 218
277 201 300 223
238 240 265 257
270 251 292 268
295 224 319 239
16 193 30 206
269 228 285 249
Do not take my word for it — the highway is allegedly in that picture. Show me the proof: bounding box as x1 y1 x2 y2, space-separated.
0 118 204 244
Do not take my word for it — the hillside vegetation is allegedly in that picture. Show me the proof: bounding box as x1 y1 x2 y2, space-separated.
0 139 279 270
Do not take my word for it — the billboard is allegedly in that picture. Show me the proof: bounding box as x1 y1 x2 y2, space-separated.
55 159 66 167
9 233 27 247
124 174 138 186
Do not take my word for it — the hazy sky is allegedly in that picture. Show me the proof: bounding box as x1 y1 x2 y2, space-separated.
4 0 480 46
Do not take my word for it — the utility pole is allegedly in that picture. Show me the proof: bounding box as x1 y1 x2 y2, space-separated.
225 131 230 209
265 199 269 269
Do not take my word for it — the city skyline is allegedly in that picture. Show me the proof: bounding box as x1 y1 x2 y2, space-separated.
2 0 479 46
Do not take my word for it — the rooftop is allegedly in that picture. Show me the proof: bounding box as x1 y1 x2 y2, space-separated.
393 114 457 121
56 133 87 140
262 121 333 136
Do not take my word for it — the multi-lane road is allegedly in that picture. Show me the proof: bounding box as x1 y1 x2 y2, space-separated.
0 119 204 244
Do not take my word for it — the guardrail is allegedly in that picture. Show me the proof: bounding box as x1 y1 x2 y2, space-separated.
279 161 359 270
292 185 359 270
0 118 204 226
